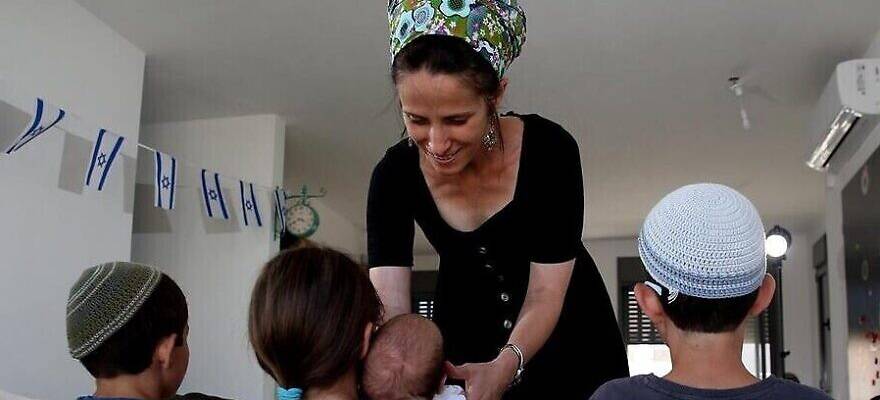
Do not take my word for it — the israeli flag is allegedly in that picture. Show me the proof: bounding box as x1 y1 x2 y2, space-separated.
84 129 124 191
274 187 287 230
239 181 263 227
5 97 66 154
153 151 177 210
201 169 229 219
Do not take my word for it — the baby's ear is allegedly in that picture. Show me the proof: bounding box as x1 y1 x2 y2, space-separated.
361 322 375 359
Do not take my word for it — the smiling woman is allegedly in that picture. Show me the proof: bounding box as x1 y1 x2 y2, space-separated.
367 2 630 399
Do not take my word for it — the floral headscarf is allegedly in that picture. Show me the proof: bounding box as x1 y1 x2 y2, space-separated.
388 0 527 78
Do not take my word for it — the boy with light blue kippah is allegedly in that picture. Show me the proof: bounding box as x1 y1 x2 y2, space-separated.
591 183 830 400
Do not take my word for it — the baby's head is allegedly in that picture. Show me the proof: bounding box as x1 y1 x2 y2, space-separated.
363 314 445 400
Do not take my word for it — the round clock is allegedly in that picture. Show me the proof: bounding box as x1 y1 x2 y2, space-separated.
286 202 320 238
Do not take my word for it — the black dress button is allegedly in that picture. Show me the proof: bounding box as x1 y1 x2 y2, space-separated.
503 319 513 329
500 292 510 303
478 246 488 255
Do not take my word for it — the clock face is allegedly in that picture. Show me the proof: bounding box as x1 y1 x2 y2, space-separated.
287 204 319 237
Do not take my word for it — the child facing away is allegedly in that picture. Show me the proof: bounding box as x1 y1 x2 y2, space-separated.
592 183 831 400
68 261 189 400
248 246 382 400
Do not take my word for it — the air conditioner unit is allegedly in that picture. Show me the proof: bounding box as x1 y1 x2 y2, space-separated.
807 58 880 171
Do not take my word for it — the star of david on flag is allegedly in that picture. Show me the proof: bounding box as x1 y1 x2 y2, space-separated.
201 169 229 219
5 97 66 154
239 180 263 227
84 129 124 191
154 150 177 210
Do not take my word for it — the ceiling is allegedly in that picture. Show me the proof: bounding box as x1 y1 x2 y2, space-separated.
78 0 880 251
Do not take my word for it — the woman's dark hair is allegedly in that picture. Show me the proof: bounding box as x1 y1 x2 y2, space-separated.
391 35 500 100
81 274 188 378
248 246 382 390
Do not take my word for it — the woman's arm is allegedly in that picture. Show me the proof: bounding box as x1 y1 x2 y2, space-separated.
366 152 416 322
369 266 412 322
507 259 574 363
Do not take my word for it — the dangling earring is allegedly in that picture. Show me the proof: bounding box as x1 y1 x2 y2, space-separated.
482 112 499 151
407 136 415 147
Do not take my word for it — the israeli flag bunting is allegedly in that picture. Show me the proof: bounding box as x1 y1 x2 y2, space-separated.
239 181 263 227
201 169 229 219
154 151 177 210
274 187 287 230
5 97 66 154
84 129 124 191
1 91 300 228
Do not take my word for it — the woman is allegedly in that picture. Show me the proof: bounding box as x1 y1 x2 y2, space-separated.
368 1 629 399
249 247 381 400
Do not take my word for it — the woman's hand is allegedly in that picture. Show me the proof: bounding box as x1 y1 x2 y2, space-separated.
445 350 519 400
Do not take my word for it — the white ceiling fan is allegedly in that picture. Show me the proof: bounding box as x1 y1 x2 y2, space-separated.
728 76 751 131
727 73 779 132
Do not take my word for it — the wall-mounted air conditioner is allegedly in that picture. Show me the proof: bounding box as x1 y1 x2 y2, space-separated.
807 59 880 171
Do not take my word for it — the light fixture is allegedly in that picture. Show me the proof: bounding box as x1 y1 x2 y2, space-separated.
765 225 792 259
806 107 861 171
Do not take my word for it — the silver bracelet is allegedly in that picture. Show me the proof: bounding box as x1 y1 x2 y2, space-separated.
500 343 525 387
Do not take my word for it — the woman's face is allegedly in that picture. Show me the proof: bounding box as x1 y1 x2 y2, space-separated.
397 69 492 175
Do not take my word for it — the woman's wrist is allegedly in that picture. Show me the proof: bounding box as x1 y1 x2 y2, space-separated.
496 344 524 386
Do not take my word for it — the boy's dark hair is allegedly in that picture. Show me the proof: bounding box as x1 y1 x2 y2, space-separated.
660 290 759 333
80 274 188 378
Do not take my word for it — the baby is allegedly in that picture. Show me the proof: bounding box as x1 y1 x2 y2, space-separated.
362 314 464 400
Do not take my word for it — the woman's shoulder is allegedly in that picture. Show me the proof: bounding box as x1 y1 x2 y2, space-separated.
517 113 580 155
382 136 414 159
372 136 417 179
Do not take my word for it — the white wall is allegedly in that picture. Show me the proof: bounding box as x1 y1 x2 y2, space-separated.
289 198 364 257
822 29 880 400
585 238 640 318
131 115 285 400
282 133 365 257
0 1 145 398
413 253 441 271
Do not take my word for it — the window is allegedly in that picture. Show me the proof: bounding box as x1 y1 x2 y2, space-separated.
411 270 438 320
415 298 435 320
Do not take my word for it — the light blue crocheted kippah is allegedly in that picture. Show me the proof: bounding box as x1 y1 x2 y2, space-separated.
638 183 767 300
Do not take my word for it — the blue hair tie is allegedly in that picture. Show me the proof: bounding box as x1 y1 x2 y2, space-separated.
276 386 303 400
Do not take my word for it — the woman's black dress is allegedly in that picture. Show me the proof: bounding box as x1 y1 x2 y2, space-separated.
368 113 629 398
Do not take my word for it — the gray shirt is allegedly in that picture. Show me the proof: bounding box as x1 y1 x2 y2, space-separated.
591 374 832 400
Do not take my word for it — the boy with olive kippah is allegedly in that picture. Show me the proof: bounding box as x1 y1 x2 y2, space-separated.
67 262 189 400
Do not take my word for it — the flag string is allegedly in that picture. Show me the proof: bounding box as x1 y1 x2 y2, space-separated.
1 79 290 197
